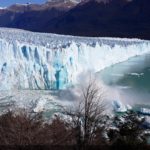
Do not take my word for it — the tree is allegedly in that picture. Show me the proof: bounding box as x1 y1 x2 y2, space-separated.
45 115 75 145
0 110 44 145
108 111 147 148
0 109 74 146
65 78 106 147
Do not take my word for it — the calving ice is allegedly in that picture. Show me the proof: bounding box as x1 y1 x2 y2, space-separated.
0 28 150 90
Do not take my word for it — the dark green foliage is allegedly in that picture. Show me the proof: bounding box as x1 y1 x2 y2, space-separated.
110 111 147 146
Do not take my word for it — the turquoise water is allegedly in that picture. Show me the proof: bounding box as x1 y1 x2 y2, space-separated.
98 53 150 105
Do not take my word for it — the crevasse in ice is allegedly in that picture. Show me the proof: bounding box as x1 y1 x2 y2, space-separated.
0 28 150 90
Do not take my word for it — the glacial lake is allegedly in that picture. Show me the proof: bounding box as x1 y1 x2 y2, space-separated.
98 53 150 106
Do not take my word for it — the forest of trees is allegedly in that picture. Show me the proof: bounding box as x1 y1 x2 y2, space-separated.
0 80 149 150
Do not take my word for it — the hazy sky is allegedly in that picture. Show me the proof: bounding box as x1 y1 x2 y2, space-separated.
0 0 47 7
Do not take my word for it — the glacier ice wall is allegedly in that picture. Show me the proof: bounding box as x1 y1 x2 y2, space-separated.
0 28 150 90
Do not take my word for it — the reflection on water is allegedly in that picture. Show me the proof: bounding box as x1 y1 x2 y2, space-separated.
98 53 150 105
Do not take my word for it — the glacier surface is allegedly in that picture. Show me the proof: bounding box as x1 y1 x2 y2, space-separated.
0 28 150 90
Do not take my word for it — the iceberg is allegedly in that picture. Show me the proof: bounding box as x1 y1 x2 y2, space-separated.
139 108 150 116
0 28 150 90
112 100 127 113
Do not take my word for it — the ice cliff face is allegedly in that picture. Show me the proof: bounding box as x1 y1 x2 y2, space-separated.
0 28 150 90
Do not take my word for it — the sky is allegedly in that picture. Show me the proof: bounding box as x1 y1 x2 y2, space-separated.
0 0 47 7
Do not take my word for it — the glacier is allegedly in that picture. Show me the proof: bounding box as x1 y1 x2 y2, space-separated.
0 28 150 90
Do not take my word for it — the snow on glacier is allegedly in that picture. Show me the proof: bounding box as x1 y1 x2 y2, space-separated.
0 28 150 90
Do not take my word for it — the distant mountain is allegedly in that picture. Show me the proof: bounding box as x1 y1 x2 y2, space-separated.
45 0 150 39
0 0 76 31
0 0 150 39
47 0 82 3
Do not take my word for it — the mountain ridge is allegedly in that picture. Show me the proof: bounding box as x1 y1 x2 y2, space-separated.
0 0 150 39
